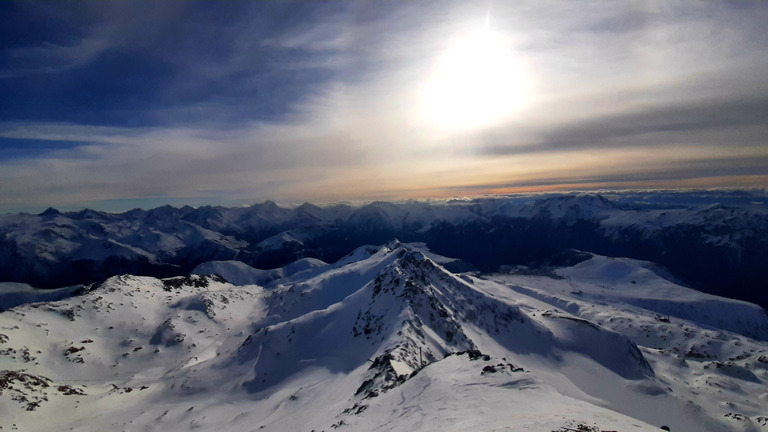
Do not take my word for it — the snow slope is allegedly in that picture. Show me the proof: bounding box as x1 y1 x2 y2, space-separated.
1 243 767 431
190 257 327 286
0 282 83 311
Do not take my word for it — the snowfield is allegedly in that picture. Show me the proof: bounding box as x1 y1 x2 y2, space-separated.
1 241 767 431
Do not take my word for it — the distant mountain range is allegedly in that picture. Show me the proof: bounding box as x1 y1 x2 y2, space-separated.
1 190 767 308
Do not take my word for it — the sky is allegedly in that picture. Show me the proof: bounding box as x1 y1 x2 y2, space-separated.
1 1 767 213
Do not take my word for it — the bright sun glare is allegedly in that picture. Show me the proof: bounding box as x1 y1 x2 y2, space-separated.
421 29 530 132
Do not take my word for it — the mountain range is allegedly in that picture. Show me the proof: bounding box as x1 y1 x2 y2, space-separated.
1 191 767 308
1 240 768 431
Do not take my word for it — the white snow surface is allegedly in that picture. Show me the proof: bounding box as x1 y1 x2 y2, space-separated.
1 243 768 431
190 257 327 286
255 230 307 251
0 283 82 311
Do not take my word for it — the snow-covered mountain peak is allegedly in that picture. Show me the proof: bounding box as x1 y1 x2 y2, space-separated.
37 207 61 217
383 238 403 251
226 245 486 407
2 237 768 431
4 192 768 309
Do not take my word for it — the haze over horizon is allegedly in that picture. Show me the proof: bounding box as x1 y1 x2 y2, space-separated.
2 1 767 214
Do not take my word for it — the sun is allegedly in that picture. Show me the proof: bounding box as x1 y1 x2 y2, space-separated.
420 29 530 132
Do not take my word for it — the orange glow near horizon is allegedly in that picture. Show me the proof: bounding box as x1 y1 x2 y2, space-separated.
391 175 768 202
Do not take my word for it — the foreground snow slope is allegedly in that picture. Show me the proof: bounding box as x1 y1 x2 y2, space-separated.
1 242 767 431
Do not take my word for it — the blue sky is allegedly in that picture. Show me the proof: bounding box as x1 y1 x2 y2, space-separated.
1 1 767 213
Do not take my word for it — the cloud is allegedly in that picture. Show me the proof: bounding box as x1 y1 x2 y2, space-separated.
0 115 404 210
477 93 768 156
0 36 111 79
1 1 768 212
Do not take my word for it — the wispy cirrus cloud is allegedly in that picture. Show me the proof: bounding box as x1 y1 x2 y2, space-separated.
0 36 111 79
476 93 768 156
